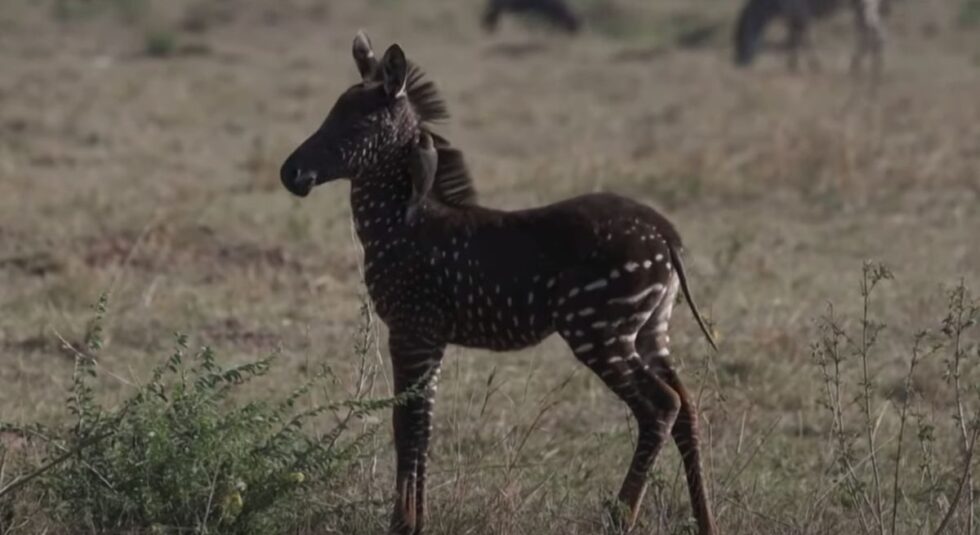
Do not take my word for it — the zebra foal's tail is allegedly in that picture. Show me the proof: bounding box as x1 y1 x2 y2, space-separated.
668 244 719 352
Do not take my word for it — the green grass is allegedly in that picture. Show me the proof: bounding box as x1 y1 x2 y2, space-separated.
959 0 980 28
5 268 975 534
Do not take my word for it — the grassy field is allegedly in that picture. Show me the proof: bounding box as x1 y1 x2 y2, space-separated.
1 0 979 533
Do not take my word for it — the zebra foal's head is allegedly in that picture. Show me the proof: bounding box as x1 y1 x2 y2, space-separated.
280 31 447 197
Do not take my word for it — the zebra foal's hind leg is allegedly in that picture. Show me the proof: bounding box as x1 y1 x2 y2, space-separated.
634 278 717 535
563 330 680 532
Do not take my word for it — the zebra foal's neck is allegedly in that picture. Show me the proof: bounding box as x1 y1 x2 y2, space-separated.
350 148 418 241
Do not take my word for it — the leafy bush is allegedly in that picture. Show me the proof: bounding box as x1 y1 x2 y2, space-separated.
28 295 391 534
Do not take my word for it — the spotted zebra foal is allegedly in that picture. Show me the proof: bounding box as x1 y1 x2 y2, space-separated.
280 31 719 535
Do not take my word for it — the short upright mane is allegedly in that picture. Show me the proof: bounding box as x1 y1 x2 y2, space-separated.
404 62 478 207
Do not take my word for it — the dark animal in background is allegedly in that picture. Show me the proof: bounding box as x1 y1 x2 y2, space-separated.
281 30 719 535
734 0 841 69
482 0 581 34
734 0 887 75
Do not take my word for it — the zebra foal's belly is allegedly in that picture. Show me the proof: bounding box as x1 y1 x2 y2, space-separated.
446 298 557 352
365 272 556 351
448 323 556 352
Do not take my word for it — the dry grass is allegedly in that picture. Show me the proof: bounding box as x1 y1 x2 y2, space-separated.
1 0 979 533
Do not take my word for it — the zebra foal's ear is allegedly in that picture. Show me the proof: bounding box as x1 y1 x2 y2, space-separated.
352 30 378 80
380 44 408 98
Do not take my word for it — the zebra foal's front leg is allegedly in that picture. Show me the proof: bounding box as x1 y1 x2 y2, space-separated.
388 332 445 535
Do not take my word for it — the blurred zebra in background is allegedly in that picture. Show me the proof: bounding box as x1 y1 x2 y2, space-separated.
734 0 888 76
482 0 582 34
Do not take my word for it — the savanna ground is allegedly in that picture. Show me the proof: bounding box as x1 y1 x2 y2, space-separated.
1 0 979 533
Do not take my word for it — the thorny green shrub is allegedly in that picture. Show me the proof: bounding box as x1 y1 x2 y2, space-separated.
11 295 395 534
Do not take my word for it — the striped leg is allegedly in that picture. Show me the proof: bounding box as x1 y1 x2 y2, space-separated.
850 0 885 80
567 335 679 532
388 332 444 535
412 366 441 535
794 17 822 72
803 29 822 72
784 0 816 73
786 17 807 73
635 279 717 535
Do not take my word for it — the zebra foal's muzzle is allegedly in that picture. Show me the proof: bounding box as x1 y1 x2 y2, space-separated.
280 162 317 198
280 131 346 198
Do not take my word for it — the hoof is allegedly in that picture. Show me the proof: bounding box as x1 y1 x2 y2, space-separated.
389 514 416 535
601 498 634 534
388 524 414 535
